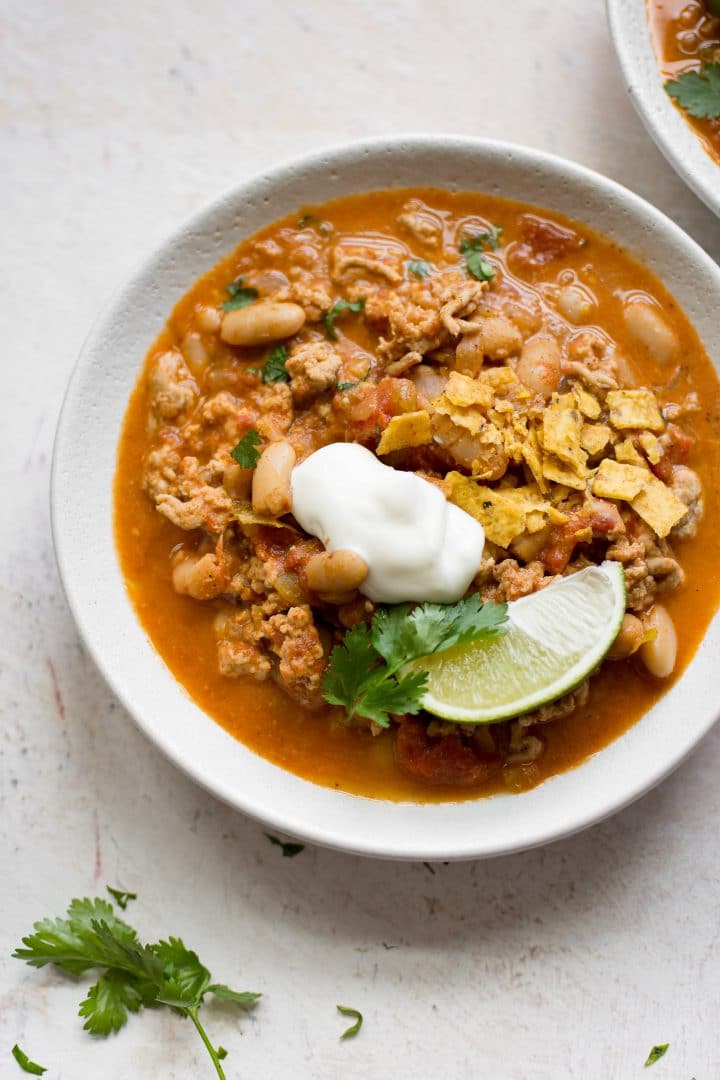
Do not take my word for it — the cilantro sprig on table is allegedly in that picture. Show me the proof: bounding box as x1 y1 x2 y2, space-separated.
322 596 508 726
459 226 503 282
13 895 260 1080
666 62 720 120
11 1045 46 1075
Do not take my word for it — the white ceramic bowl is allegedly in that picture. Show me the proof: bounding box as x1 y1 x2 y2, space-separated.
52 135 720 861
607 0 720 218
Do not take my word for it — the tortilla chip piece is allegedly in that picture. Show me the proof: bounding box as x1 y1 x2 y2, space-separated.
591 459 648 501
631 476 688 538
572 383 601 420
638 431 662 465
376 410 432 455
614 438 645 466
542 454 589 492
607 389 663 432
443 372 493 409
447 475 564 548
479 366 517 391
580 423 613 456
521 428 548 493
542 400 587 472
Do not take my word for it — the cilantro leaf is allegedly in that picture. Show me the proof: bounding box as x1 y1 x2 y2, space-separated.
106 886 137 911
407 258 431 278
322 624 382 719
152 938 211 1008
79 970 146 1035
217 1046 228 1060
666 63 720 120
11 1046 46 1076
372 596 508 668
459 228 502 281
222 277 259 312
263 833 305 858
337 1004 363 1039
261 345 290 384
337 366 372 392
230 430 262 468
323 298 366 341
355 669 427 728
644 1044 670 1067
208 984 262 1006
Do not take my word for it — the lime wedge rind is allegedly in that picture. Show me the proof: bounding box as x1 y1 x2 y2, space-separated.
417 562 626 724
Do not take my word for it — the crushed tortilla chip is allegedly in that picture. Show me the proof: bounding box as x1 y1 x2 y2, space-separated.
542 454 589 492
521 428 548 493
614 438 646 466
479 366 517 391
638 431 662 465
580 423 613 457
447 474 565 548
233 503 299 532
592 459 648 501
607 389 663 432
631 476 688 538
376 410 432 455
572 383 601 420
443 372 493 408
542 399 587 473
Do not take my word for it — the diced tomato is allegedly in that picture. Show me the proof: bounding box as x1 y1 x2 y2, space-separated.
512 214 585 269
395 717 497 787
653 423 694 481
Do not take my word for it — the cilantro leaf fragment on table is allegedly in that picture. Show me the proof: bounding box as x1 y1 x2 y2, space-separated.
644 1044 669 1067
231 429 262 468
222 276 259 311
261 344 290 383
11 1045 46 1076
323 298 366 341
407 258 431 278
13 893 260 1080
459 226 503 282
322 596 508 727
337 1004 363 1039
106 886 137 910
264 833 305 858
666 62 720 119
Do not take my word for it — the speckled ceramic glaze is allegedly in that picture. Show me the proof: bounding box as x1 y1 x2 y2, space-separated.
51 135 720 860
607 0 720 218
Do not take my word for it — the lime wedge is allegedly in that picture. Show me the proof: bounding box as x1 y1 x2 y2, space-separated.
417 561 626 724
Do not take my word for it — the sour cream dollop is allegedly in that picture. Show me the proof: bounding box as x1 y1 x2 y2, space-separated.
291 443 485 604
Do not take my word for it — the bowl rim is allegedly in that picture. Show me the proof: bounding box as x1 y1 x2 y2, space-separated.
51 132 720 861
606 0 720 219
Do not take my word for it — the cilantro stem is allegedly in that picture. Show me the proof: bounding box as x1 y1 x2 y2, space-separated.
187 1006 227 1080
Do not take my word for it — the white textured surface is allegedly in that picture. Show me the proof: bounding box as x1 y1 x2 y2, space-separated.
2 1 719 1077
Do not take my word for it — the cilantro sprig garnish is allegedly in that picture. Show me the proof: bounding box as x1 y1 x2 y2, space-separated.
13 895 260 1080
666 62 720 120
322 596 508 726
231 429 262 468
11 1045 46 1075
261 344 290 383
323 298 366 341
337 1004 363 1039
222 276 259 312
459 226 503 282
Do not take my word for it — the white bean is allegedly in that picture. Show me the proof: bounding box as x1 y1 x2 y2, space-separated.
639 605 677 678
306 549 369 593
453 316 522 372
251 441 296 517
221 301 306 346
556 284 595 324
172 552 227 600
181 331 209 375
608 613 644 660
623 300 678 364
516 333 561 398
196 305 221 332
